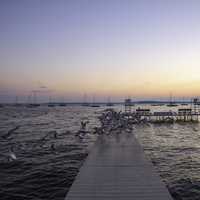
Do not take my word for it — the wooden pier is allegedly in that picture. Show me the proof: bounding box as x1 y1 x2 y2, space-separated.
124 109 200 123
65 133 173 200
123 98 200 123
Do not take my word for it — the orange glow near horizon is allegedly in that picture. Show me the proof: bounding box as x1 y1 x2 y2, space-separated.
2 68 200 101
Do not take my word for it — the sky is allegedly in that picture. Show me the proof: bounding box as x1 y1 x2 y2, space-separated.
1 0 200 102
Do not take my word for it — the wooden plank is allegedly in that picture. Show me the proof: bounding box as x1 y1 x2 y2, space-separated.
65 133 173 200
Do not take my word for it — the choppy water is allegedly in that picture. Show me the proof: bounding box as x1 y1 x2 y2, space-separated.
0 105 104 200
135 122 200 200
0 104 200 200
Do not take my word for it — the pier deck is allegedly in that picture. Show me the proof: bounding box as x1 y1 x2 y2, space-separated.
65 133 173 200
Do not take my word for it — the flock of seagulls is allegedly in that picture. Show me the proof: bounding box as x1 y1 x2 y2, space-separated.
97 109 134 134
2 107 200 164
75 109 135 138
0 125 61 163
0 108 144 163
1 120 92 163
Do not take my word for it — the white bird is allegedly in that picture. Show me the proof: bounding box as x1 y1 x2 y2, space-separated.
8 146 17 161
0 147 17 162
8 151 17 161
78 133 85 139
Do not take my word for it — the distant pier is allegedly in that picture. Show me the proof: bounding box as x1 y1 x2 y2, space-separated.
124 108 200 123
124 98 200 123
65 133 173 200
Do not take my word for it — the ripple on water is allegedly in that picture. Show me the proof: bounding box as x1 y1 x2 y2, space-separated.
135 121 200 200
0 106 100 200
1 105 200 200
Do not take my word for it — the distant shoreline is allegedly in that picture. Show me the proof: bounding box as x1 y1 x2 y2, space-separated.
0 101 192 106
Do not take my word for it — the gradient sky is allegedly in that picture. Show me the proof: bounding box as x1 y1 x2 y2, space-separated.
1 0 200 102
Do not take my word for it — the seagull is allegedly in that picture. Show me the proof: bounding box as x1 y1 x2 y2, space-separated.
75 121 90 138
8 147 17 162
78 133 85 139
53 131 58 139
0 146 17 162
50 143 56 151
41 130 58 141
81 121 89 130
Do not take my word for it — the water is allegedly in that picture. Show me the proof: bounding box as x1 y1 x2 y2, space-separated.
0 105 103 200
135 122 200 200
0 104 200 200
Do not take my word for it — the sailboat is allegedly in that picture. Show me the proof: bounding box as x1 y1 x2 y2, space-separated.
48 96 55 107
58 97 67 107
81 94 90 106
90 96 100 107
59 103 67 106
26 92 40 108
181 97 188 106
27 103 40 108
106 97 114 107
167 93 178 107
14 96 21 107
